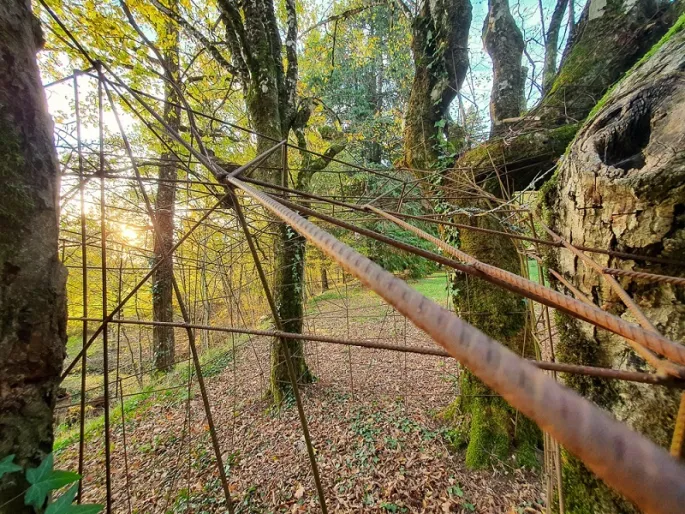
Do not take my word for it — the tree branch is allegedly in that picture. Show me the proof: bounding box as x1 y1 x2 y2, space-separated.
151 0 239 77
300 2 384 37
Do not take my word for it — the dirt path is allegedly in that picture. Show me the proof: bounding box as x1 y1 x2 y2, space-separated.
56 283 543 513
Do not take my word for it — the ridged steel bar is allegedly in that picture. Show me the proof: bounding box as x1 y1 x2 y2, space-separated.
365 206 685 372
69 316 683 387
96 65 113 513
101 79 237 514
603 267 685 287
227 174 685 514
243 176 685 268
73 71 89 504
231 193 328 513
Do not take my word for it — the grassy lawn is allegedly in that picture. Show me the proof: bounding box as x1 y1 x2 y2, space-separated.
308 272 452 309
409 272 451 306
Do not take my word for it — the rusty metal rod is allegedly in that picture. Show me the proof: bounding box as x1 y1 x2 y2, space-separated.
69 316 685 388
102 79 237 514
231 193 328 513
603 267 685 287
243 176 685 268
227 173 685 514
96 65 113 513
73 70 89 503
278 196 685 374
366 206 685 372
671 393 685 458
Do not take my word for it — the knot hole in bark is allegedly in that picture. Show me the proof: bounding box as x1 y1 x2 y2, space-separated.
594 106 652 172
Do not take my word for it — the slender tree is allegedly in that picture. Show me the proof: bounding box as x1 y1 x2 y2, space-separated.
152 0 181 372
0 1 67 511
482 0 525 136
541 0 569 94
176 0 345 403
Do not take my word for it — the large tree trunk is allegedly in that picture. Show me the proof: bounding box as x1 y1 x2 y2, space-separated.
482 0 525 137
403 0 472 175
0 2 67 511
152 6 181 373
453 0 681 192
543 19 685 512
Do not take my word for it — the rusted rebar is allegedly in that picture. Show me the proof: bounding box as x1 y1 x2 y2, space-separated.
68 316 684 387
228 173 685 514
365 206 685 374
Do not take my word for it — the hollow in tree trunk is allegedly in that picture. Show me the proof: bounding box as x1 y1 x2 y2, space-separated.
543 21 685 512
0 2 67 511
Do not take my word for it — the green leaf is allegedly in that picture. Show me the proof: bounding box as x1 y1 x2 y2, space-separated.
464 502 476 511
45 483 78 514
68 505 104 514
25 454 81 509
45 485 103 514
0 454 22 479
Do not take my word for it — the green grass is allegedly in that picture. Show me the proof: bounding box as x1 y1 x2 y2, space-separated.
410 273 451 306
308 289 346 305
54 338 242 453
526 259 548 286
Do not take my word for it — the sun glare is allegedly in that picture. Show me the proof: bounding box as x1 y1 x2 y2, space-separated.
119 225 140 244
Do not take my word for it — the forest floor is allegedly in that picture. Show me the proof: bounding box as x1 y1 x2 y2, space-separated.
55 273 544 513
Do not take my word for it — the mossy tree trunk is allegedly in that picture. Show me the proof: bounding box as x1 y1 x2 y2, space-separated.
403 0 472 175
218 0 345 404
443 180 540 468
482 0 525 136
543 21 685 512
152 2 180 373
0 2 67 512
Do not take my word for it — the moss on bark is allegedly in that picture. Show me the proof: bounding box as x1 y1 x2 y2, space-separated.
440 184 541 469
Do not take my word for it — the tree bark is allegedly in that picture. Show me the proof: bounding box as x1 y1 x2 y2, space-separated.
542 0 569 94
0 1 67 511
451 0 681 192
152 4 181 373
403 0 472 175
543 21 685 512
482 0 525 137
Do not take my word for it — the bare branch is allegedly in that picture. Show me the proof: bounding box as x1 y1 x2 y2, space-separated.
151 0 239 77
300 2 384 37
